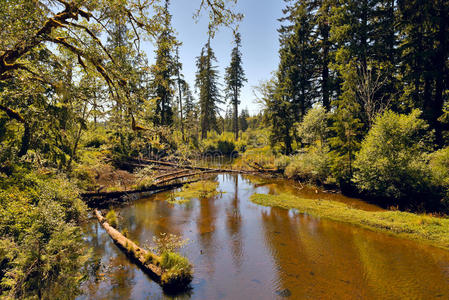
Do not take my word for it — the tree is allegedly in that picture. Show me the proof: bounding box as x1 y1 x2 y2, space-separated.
224 32 247 140
397 0 449 146
278 0 316 122
239 107 249 132
256 76 295 154
195 38 223 139
328 62 365 185
150 0 177 126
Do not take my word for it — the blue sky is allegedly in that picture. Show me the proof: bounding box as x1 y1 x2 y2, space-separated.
143 0 284 116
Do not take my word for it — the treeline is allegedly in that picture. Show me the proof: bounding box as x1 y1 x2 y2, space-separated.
258 0 448 209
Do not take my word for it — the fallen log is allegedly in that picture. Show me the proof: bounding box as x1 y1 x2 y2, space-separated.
95 209 162 278
154 170 219 185
152 169 190 181
94 210 194 291
82 180 198 208
131 158 253 174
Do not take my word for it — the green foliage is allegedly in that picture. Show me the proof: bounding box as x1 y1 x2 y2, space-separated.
256 78 295 154
196 41 223 139
235 146 276 170
0 170 88 299
150 233 189 255
160 252 193 288
174 181 219 202
105 210 118 228
297 106 329 147
429 147 449 207
200 131 239 155
284 147 330 184
353 110 434 203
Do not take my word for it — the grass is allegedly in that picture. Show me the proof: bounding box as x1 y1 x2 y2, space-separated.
251 193 449 250
172 180 219 203
105 209 118 228
160 252 193 288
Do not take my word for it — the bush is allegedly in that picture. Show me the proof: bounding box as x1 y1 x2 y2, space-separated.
216 140 236 155
429 147 449 207
105 209 118 228
0 170 89 299
297 106 329 146
284 147 330 183
353 110 434 204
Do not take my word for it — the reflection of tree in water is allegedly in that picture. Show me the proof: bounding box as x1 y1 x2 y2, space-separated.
107 254 136 300
226 175 243 269
196 175 219 275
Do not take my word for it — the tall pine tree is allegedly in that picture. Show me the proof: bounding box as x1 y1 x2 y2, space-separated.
150 0 176 126
224 32 247 140
195 38 223 139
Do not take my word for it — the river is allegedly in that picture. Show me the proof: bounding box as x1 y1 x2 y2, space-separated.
79 174 449 299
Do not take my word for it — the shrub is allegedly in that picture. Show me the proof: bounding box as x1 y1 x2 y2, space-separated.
274 155 291 171
284 147 330 183
105 209 118 228
353 110 434 203
297 106 329 146
429 147 449 208
217 140 236 155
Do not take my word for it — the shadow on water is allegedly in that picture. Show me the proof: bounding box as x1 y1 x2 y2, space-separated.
79 174 449 300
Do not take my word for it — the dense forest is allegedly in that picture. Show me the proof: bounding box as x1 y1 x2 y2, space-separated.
0 0 448 298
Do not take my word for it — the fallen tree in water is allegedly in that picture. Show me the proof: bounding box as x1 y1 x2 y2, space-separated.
94 209 193 291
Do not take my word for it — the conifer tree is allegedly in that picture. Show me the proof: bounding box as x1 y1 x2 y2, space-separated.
150 0 176 126
195 37 223 139
224 32 247 140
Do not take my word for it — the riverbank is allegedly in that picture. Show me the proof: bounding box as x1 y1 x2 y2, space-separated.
251 193 449 250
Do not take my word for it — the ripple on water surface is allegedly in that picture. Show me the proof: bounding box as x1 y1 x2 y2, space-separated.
79 174 449 300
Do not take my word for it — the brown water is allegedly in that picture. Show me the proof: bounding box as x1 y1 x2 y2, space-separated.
79 174 449 299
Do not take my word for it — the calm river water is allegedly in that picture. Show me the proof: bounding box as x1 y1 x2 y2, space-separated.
79 174 449 299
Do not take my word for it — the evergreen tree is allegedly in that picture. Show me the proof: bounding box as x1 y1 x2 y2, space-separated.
239 107 249 132
278 0 316 122
224 32 247 140
195 38 223 139
174 44 185 140
257 76 295 154
398 0 449 146
149 0 176 126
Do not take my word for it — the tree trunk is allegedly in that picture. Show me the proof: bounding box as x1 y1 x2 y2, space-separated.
233 89 239 140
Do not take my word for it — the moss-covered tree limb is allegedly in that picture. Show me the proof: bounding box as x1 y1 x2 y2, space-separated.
0 104 31 157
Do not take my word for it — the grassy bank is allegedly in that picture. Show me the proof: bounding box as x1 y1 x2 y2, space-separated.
251 193 449 250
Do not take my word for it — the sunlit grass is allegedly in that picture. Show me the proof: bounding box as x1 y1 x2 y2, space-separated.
172 180 220 203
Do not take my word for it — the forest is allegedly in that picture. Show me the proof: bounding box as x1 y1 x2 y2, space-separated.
0 0 448 299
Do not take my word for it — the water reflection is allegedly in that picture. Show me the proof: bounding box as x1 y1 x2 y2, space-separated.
79 174 449 299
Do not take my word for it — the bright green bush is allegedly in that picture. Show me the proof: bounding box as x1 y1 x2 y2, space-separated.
429 147 449 207
0 170 89 299
297 106 329 146
353 110 434 203
284 147 330 183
